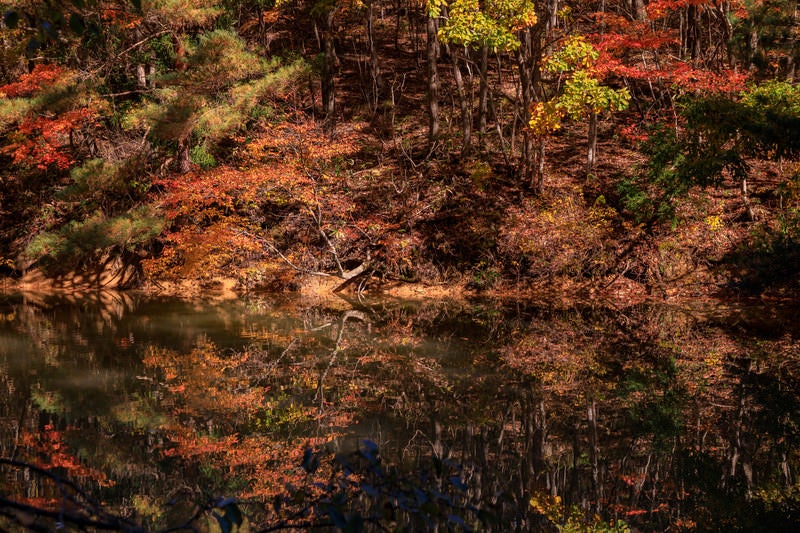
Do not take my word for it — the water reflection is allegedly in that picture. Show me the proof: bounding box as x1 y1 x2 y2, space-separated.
1 291 799 531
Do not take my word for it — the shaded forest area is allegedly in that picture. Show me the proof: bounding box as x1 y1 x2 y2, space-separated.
1 0 799 298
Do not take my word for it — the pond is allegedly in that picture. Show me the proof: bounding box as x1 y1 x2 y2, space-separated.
1 291 799 531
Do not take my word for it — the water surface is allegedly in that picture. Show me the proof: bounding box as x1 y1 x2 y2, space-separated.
1 291 799 531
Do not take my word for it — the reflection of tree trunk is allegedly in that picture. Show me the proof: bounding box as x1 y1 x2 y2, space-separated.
730 374 753 496
569 423 581 507
781 449 793 487
426 15 440 147
314 310 368 408
533 399 547 476
631 453 650 509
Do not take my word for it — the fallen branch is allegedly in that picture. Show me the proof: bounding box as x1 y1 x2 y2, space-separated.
235 227 371 287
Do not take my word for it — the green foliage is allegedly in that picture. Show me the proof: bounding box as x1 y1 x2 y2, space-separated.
123 43 309 163
558 70 630 118
530 36 629 133
621 82 800 226
0 96 34 129
149 33 179 73
545 36 599 73
184 30 263 92
618 122 729 226
739 80 800 158
548 37 630 118
24 206 164 266
147 0 223 28
59 159 127 200
190 145 218 169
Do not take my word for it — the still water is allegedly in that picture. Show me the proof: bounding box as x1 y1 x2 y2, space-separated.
1 291 799 531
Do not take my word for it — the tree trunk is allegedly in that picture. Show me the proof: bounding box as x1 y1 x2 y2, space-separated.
178 141 192 174
517 27 541 190
320 10 337 123
366 0 383 110
452 47 472 158
633 0 647 21
531 138 545 193
478 45 489 138
741 177 755 221
135 64 147 88
686 5 701 60
587 112 598 174
588 400 601 513
426 15 440 147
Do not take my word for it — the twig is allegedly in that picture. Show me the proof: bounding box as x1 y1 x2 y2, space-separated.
308 204 345 277
235 226 371 285
235 227 336 279
0 458 144 532
88 29 172 78
103 89 154 98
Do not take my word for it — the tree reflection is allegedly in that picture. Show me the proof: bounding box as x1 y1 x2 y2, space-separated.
1 294 800 530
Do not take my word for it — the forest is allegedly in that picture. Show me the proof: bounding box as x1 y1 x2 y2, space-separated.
0 0 797 298
1 0 800 531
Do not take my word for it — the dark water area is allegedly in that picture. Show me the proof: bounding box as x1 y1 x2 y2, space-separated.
1 291 800 531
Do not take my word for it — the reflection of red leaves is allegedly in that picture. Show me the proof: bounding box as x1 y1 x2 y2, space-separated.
163 434 239 458
19 424 114 487
142 340 354 500
619 472 646 486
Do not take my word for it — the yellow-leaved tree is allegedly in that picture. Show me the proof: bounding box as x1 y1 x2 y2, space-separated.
530 35 630 179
